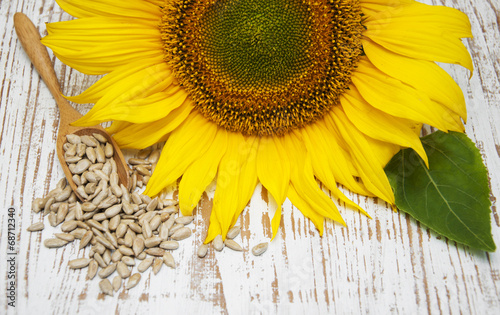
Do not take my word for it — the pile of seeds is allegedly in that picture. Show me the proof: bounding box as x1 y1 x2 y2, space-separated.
29 133 267 296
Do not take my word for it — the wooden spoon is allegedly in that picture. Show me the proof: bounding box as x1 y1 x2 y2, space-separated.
14 12 130 201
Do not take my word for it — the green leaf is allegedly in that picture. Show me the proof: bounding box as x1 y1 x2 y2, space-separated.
384 131 496 252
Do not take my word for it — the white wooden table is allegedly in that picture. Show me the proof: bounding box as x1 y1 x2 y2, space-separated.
1 0 499 314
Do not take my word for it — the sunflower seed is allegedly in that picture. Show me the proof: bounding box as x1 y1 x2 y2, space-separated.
48 213 57 227
111 250 123 262
85 147 97 163
87 219 105 231
128 158 149 165
136 252 147 260
152 258 163 275
44 238 68 248
96 235 115 250
87 260 98 280
145 248 165 257
175 216 194 225
76 143 87 157
118 245 134 257
137 258 154 273
162 252 175 268
65 155 82 163
168 223 183 236
89 163 103 172
27 222 44 232
94 169 109 182
98 263 117 279
98 195 118 209
71 228 87 239
123 230 134 248
144 236 162 248
95 145 106 163
92 133 107 143
69 258 91 269
99 279 114 296
121 256 136 266
213 235 224 251
117 261 131 278
251 243 268 256
133 238 145 257
129 222 142 234
56 203 69 224
149 150 160 164
55 233 75 242
171 227 191 241
131 192 142 204
93 213 107 222
224 239 243 251
125 273 141 289
227 226 241 239
197 244 209 258
72 159 92 174
94 252 107 268
66 134 81 144
159 241 179 250
104 142 114 158
112 275 122 292
104 250 114 265
61 220 77 232
31 198 46 213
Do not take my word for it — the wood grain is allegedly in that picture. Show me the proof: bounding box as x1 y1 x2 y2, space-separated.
1 0 499 314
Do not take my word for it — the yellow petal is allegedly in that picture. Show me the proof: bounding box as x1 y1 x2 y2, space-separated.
300 122 371 217
55 0 161 19
144 113 217 196
326 108 395 204
75 88 186 126
341 86 428 165
360 0 414 15
178 128 227 215
206 134 259 241
112 101 193 149
363 2 473 72
282 133 346 225
352 58 465 132
363 39 467 121
287 185 325 236
66 57 164 104
256 136 290 239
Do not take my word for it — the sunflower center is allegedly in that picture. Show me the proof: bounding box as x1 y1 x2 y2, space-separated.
161 0 364 136
201 0 311 91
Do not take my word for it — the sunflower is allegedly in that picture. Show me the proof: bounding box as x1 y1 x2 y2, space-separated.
42 0 472 242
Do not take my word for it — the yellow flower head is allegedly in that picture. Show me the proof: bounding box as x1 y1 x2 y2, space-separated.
42 0 472 242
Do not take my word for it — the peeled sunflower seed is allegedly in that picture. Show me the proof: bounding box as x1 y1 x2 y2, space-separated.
171 227 191 241
137 258 154 273
112 276 122 292
175 216 194 225
224 239 243 251
55 233 75 242
99 279 114 296
117 261 131 279
44 238 68 248
125 273 141 290
98 263 117 279
227 226 241 239
87 260 98 280
27 222 44 232
152 258 163 275
68 258 92 269
159 240 179 250
213 235 224 251
197 244 209 258
251 243 268 256
163 252 175 269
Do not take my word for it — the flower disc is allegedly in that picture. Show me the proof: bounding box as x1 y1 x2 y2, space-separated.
161 0 364 135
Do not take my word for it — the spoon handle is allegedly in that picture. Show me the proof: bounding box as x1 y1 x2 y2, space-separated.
14 13 81 124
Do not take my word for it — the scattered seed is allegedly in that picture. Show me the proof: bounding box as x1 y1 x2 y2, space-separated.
145 248 165 257
44 238 68 248
251 243 268 256
98 263 117 279
117 261 131 279
55 233 75 242
163 252 175 268
121 256 136 266
171 227 192 241
99 279 114 296
125 273 141 289
224 239 243 251
197 244 209 258
152 258 163 275
137 258 154 273
27 222 44 232
213 235 224 251
175 216 194 225
112 275 122 292
66 134 81 144
69 258 92 269
227 226 241 239
159 240 179 250
87 260 98 280
133 238 145 257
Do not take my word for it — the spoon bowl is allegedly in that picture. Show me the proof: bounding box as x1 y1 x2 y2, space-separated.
14 12 130 201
